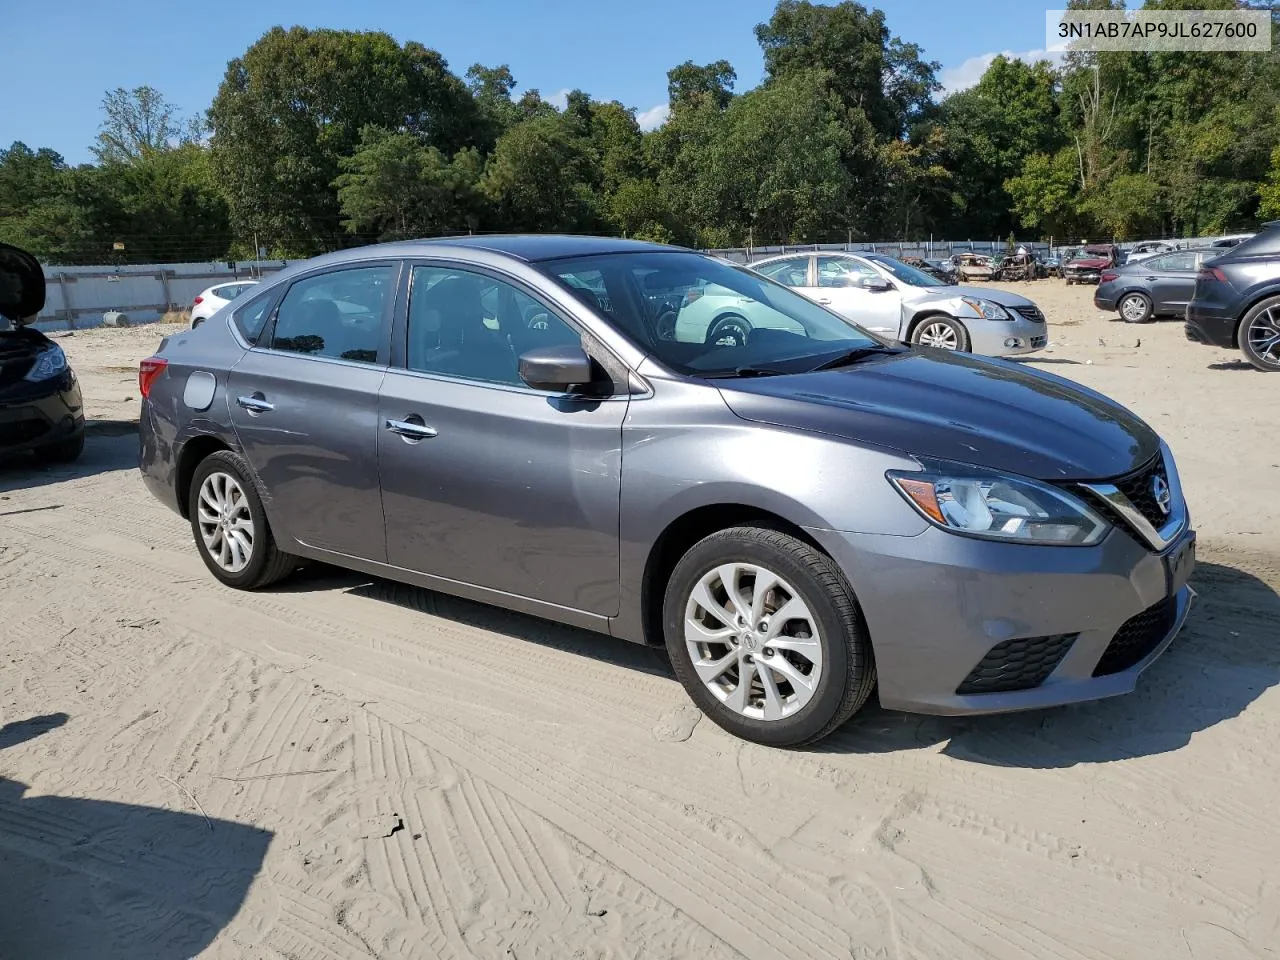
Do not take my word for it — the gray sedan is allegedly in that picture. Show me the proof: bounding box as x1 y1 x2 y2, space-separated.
138 236 1196 747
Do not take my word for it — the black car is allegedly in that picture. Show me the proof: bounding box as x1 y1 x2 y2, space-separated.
1186 221 1280 371
0 242 85 461
1094 248 1219 324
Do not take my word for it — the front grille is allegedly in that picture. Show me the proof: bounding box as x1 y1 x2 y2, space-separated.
1113 454 1171 530
1092 597 1178 676
1013 305 1046 324
956 633 1077 695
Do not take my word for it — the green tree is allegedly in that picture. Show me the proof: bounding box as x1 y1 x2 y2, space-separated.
92 86 198 164
481 115 600 233
209 27 480 254
335 127 483 241
1258 145 1280 221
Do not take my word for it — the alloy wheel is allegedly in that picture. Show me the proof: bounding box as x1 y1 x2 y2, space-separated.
918 321 960 350
1121 295 1149 322
1248 308 1280 367
196 471 255 574
683 563 823 721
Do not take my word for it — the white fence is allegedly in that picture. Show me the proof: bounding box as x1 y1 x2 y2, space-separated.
30 260 289 332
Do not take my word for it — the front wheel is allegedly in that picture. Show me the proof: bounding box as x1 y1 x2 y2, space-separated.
911 315 971 352
1239 296 1280 371
705 314 751 347
188 450 300 589
663 526 876 747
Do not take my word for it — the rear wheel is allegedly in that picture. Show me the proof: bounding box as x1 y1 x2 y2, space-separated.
911 315 970 352
1240 296 1280 371
663 526 876 747
1119 292 1153 324
188 450 299 589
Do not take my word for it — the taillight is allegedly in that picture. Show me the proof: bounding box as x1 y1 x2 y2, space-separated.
683 289 702 305
139 357 168 398
192 295 204 306
1099 271 1118 282
1198 267 1228 283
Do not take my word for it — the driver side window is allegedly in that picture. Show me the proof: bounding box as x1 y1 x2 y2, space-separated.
816 257 879 288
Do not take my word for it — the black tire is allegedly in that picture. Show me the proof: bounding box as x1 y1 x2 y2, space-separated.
1239 295 1280 372
34 432 85 464
910 314 971 352
663 526 876 748
187 449 299 589
706 314 751 347
1118 292 1153 324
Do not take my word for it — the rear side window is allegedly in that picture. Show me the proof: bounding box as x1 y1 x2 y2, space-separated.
232 291 277 344
754 256 809 287
269 265 395 364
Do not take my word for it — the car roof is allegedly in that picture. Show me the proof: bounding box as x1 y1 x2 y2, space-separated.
371 234 684 263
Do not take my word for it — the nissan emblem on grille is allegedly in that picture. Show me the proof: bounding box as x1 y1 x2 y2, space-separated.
1151 474 1172 516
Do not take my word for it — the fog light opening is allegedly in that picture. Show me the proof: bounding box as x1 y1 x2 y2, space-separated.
1004 337 1024 348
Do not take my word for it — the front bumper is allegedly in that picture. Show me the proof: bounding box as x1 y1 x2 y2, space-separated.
967 315 1049 357
0 370 84 453
807 521 1196 716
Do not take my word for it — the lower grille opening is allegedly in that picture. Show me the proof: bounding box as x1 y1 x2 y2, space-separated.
0 420 49 445
956 633 1077 695
1092 597 1178 677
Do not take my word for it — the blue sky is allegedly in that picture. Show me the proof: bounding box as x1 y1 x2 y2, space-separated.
4 0 1060 164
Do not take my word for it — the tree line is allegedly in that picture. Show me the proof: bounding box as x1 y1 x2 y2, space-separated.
2 0 1279 266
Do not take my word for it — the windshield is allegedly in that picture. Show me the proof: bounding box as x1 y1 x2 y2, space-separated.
865 256 948 287
535 251 885 377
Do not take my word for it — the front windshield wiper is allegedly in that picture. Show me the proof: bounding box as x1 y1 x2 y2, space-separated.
808 345 902 371
704 365 790 379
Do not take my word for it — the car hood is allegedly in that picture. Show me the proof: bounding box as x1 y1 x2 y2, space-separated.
905 284 1035 308
714 349 1159 480
1066 257 1111 268
0 242 45 325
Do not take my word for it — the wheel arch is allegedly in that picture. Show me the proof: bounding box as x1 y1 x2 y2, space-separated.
1234 288 1280 348
905 309 963 341
175 433 232 519
639 504 828 647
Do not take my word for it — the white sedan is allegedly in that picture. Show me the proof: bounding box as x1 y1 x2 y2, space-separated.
190 280 259 328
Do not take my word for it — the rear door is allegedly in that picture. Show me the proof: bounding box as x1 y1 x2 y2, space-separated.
226 261 400 561
377 261 628 615
1143 252 1199 313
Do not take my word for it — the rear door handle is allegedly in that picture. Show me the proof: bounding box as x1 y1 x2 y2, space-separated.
385 418 437 440
236 395 274 413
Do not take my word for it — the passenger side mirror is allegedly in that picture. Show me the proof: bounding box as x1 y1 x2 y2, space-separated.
519 344 598 393
865 278 894 293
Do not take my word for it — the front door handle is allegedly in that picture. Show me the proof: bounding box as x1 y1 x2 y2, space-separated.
236 395 274 413
816 298 832 304
385 417 437 440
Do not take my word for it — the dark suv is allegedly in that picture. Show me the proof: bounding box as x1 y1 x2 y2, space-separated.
1186 221 1280 371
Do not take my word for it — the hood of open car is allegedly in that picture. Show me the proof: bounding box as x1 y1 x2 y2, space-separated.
0 242 45 325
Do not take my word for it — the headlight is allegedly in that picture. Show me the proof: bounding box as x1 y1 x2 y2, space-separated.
887 464 1109 545
960 297 1011 320
22 344 69 382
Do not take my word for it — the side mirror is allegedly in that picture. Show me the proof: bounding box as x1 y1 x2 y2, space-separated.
519 344 596 393
865 278 894 293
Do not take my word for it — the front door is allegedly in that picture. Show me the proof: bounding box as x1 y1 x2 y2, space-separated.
378 263 628 616
227 262 399 561
803 256 904 336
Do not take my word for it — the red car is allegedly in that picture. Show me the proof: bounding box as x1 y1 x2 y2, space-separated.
1063 244 1121 285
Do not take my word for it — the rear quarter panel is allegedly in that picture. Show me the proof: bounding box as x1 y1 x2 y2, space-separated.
139 316 249 516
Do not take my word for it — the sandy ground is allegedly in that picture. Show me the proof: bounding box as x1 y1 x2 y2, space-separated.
1 283 1278 959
